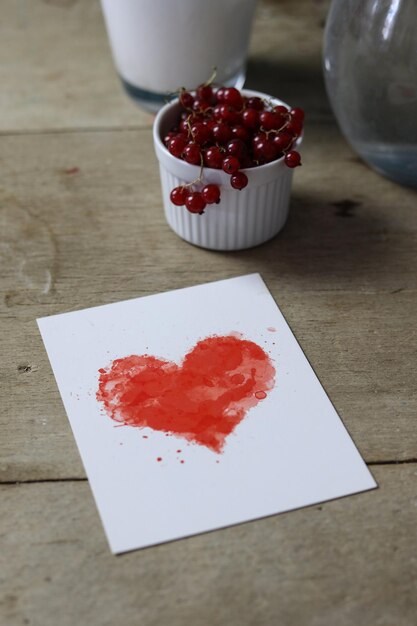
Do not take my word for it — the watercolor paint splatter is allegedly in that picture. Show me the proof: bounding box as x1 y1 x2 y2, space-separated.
97 334 275 453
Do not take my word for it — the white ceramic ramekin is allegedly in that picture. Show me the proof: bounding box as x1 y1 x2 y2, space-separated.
153 89 302 251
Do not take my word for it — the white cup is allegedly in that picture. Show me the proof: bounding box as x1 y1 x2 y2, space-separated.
100 0 258 111
153 90 302 251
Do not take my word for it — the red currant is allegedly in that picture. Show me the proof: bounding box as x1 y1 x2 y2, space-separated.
202 184 221 204
231 125 250 142
226 138 248 160
222 156 240 174
218 104 241 125
213 104 223 120
204 145 223 169
170 186 187 206
286 118 303 136
179 91 194 109
164 131 176 146
272 131 293 152
223 87 244 109
196 84 213 102
193 99 211 113
290 107 305 122
168 135 187 157
246 97 264 110
252 131 267 146
230 172 248 190
183 142 201 165
180 117 192 134
242 108 259 129
204 118 217 132
284 150 302 168
185 191 206 214
273 105 288 116
215 87 226 102
191 122 211 145
212 122 232 144
253 138 278 162
259 111 285 131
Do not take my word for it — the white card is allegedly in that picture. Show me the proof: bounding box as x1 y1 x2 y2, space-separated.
37 274 376 553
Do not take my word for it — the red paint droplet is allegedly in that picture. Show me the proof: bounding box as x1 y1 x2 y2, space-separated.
255 390 267 400
267 327 277 332
177 449 181 453
143 435 148 439
97 334 276 453
180 460 185 464
64 166 80 175
157 457 162 462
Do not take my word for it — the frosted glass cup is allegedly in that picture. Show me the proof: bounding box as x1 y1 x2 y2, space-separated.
100 0 258 112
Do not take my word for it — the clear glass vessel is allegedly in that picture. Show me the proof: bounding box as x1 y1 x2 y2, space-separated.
323 0 417 188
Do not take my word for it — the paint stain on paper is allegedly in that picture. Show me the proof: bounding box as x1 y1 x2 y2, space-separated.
97 335 276 453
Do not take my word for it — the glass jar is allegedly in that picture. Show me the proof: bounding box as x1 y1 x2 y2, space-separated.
323 0 417 188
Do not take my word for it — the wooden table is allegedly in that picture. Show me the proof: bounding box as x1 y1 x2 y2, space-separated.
1 1 416 624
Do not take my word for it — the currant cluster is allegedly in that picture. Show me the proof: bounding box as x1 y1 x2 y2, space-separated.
163 84 304 215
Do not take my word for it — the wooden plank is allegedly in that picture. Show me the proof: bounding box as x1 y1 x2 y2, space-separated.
0 121 416 480
1 465 416 626
0 0 152 132
0 0 330 132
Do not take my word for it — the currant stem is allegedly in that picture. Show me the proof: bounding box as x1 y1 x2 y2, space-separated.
198 154 204 181
183 156 205 189
259 119 291 137
203 66 217 87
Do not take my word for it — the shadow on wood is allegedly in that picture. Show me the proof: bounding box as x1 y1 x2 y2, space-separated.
215 192 397 289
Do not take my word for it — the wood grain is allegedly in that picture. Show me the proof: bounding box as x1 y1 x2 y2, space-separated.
0 0 151 132
1 465 416 626
1 1 416 624
0 0 330 132
1 122 416 481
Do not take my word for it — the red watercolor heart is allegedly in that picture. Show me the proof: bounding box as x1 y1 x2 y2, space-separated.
97 334 275 453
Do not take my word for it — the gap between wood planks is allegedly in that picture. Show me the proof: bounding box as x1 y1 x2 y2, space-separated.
0 125 153 137
0 459 416 486
0 114 335 138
